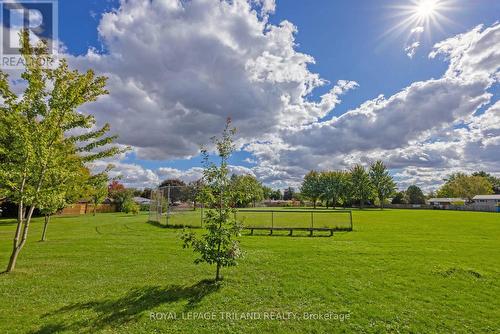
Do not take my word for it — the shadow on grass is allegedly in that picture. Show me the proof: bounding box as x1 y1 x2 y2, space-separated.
146 220 167 228
277 207 384 211
0 220 20 226
146 220 202 230
34 279 220 333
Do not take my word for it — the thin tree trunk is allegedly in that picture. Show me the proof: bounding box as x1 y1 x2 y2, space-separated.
6 205 35 272
215 167 223 282
6 164 46 273
41 215 50 241
93 202 97 216
215 262 221 281
6 202 25 273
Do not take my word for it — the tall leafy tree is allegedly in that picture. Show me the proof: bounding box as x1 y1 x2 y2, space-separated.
369 161 396 209
350 164 373 209
406 185 426 204
283 187 294 201
0 31 122 272
437 173 493 201
270 189 283 200
261 186 273 200
301 170 322 208
320 171 349 209
182 119 242 282
230 174 264 207
472 171 500 194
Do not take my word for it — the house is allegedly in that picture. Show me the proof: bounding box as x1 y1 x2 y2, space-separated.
428 198 466 208
133 197 151 205
473 195 500 211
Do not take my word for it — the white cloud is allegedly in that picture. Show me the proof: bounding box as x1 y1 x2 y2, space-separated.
405 26 424 58
410 26 424 34
405 41 420 58
245 23 500 190
90 161 159 189
67 0 355 160
430 23 500 81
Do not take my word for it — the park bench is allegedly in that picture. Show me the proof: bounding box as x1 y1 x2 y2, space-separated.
245 226 334 237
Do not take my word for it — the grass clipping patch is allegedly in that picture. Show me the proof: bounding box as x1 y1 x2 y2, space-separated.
433 267 483 279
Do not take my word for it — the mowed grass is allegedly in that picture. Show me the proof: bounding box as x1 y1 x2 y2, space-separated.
0 209 499 333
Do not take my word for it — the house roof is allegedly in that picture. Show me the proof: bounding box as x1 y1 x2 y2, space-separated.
133 197 151 204
428 198 465 203
473 194 500 200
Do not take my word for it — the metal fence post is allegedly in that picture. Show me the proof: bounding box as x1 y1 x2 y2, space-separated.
271 211 274 229
158 189 162 224
166 185 171 226
311 211 314 229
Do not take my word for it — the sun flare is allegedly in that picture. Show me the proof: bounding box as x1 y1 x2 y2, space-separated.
384 0 455 42
415 0 438 19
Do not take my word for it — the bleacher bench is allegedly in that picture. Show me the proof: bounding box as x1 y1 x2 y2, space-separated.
245 226 334 237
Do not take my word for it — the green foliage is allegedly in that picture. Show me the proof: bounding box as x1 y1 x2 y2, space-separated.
87 168 111 215
319 170 350 208
109 184 134 212
181 119 242 281
0 31 123 272
472 171 500 194
349 164 374 209
230 174 264 207
261 186 273 200
437 173 493 201
283 187 294 200
269 189 282 200
300 170 322 208
406 185 426 204
122 199 139 215
391 191 407 204
369 160 396 209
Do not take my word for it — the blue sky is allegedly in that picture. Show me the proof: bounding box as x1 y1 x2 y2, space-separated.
11 0 500 190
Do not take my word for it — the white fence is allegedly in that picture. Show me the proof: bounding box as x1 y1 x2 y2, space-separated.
446 204 499 213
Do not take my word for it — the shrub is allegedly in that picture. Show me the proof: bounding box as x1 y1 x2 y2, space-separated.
122 199 139 215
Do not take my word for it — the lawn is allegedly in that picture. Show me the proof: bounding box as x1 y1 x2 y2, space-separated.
0 209 499 333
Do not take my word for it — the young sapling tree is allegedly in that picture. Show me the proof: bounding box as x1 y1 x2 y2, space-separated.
181 119 243 282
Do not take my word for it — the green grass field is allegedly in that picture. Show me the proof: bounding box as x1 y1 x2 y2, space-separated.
0 209 499 333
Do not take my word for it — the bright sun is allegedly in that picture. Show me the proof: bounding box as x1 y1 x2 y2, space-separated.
384 0 454 47
415 0 438 19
